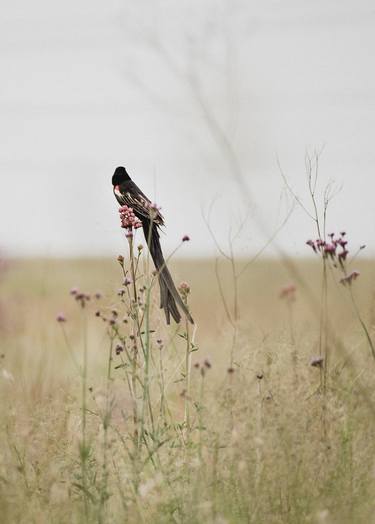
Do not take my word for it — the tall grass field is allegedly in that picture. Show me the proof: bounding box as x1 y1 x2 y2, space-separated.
1 254 375 523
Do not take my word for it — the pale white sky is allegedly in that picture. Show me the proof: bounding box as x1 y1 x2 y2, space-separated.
1 0 374 257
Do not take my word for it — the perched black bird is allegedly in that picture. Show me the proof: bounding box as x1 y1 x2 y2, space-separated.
112 166 194 325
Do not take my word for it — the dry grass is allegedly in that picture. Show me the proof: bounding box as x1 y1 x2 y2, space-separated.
1 257 375 523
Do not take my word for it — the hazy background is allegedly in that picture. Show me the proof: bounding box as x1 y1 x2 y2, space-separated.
1 0 375 258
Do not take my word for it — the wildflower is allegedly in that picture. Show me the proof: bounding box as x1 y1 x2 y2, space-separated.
204 358 212 369
70 287 79 296
310 356 324 368
279 284 296 302
323 243 336 258
178 281 191 298
337 238 348 248
124 277 132 286
306 239 317 253
119 205 142 230
137 244 143 252
338 249 349 264
75 292 90 308
256 372 264 380
115 344 124 355
182 235 190 242
56 313 66 323
117 255 124 265
340 271 360 286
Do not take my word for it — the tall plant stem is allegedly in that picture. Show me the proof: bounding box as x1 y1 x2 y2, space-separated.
128 234 139 449
81 309 89 522
184 317 191 434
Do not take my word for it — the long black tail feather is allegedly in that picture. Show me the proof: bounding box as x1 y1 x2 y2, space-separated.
141 219 194 325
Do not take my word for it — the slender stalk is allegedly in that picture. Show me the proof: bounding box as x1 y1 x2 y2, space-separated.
184 317 191 434
127 234 139 448
98 334 114 523
80 309 89 522
349 288 375 360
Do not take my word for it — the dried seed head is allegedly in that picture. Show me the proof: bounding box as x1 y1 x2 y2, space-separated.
178 281 191 298
115 344 124 355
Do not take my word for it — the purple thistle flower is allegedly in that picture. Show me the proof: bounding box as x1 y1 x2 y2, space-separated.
340 271 360 286
123 277 132 286
310 356 324 368
306 239 317 253
338 249 349 262
56 313 66 323
337 239 348 248
182 235 190 242
324 243 336 258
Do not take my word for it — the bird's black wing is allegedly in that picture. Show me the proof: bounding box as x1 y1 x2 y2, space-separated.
114 181 165 226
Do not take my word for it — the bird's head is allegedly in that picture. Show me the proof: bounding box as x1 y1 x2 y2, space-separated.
112 166 131 186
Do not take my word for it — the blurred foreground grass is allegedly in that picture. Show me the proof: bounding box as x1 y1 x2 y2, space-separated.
1 257 375 523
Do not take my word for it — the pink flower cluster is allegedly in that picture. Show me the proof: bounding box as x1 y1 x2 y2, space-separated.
70 287 91 308
306 232 351 265
306 232 364 287
119 205 142 230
